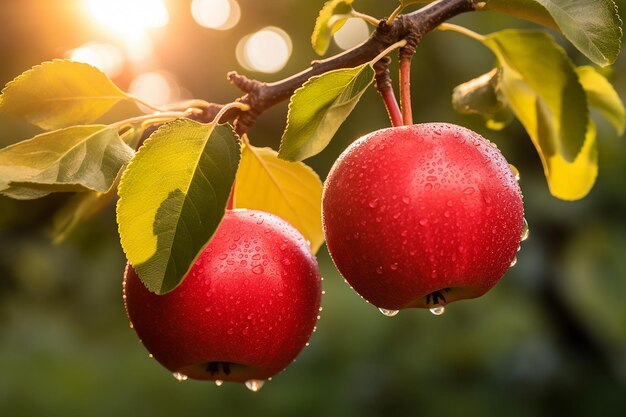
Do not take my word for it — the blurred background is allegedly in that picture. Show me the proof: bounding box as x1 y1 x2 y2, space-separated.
1 0 625 416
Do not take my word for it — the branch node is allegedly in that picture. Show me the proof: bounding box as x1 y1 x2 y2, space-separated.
227 71 262 94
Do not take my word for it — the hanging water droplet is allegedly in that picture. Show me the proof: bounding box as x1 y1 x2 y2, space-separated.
429 306 445 316
129 322 134 329
172 372 188 381
379 308 399 317
510 257 518 267
245 379 265 392
215 380 223 387
148 353 154 359
509 164 520 181
521 218 529 241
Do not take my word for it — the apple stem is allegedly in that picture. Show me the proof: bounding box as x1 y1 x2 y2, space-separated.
426 288 450 306
399 57 413 125
374 56 403 127
399 32 419 126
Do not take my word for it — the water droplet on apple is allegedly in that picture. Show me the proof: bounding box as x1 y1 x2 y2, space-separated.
429 306 445 315
521 218 529 241
510 257 517 267
375 266 383 274
129 322 134 329
252 264 264 274
245 379 265 392
390 262 399 270
463 187 475 195
215 380 223 387
173 372 188 381
419 218 428 226
368 198 378 208
379 308 399 317
424 183 433 191
148 353 154 359
509 164 520 181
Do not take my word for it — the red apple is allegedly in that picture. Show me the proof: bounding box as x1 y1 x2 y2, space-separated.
123 209 322 388
322 123 524 314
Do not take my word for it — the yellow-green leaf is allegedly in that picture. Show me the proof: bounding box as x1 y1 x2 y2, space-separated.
0 125 133 200
235 144 324 253
484 30 593 200
576 66 625 135
0 60 128 130
547 120 598 200
117 119 241 294
311 0 355 55
279 63 375 161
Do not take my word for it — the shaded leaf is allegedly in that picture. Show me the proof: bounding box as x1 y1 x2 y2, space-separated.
49 172 122 244
117 119 241 294
0 125 133 200
311 0 354 55
485 0 622 66
484 30 593 200
576 66 625 135
279 63 375 161
235 144 324 253
0 60 129 130
452 68 505 116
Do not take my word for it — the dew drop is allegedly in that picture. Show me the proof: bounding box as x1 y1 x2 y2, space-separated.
509 164 520 181
368 199 379 208
402 196 410 204
129 322 134 329
510 257 518 267
245 379 265 392
379 308 399 317
424 183 433 191
173 372 188 381
375 266 383 274
419 218 428 226
521 218 530 241
215 380 223 387
148 353 154 359
252 264 264 274
429 306 445 316
463 187 475 195
390 262 399 271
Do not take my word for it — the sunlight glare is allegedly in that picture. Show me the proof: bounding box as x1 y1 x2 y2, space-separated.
129 72 181 111
333 18 370 51
68 42 125 78
85 0 169 39
236 27 292 73
191 0 241 30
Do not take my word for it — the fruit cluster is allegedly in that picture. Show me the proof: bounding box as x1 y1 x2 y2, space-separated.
124 123 526 390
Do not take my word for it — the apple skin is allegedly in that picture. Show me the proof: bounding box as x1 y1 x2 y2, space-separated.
123 209 322 383
322 123 523 310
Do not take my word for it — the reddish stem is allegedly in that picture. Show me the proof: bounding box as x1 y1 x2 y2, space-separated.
399 57 413 125
381 87 403 127
374 57 403 128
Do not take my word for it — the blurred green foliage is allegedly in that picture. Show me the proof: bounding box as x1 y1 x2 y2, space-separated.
1 1 625 416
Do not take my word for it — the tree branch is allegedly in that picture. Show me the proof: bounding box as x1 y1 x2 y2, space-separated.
195 0 478 133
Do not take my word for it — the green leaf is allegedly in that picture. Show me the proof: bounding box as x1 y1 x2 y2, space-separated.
0 125 133 200
485 0 623 66
484 30 592 200
452 68 506 116
576 66 625 135
311 0 355 55
117 119 241 294
235 144 324 253
279 63 375 161
0 60 129 130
